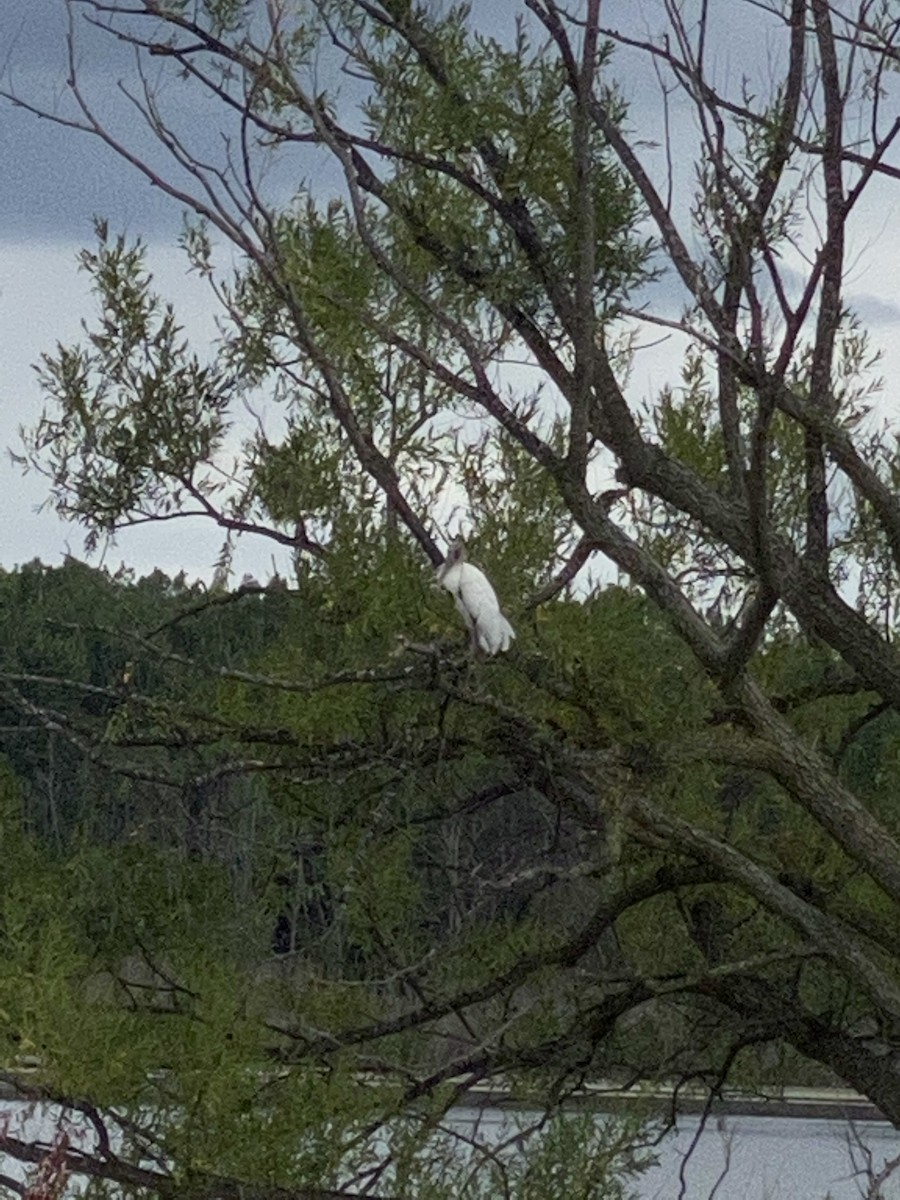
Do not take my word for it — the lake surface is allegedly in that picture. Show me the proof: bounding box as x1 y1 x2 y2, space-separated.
3 1100 900 1198
445 1106 900 1199
640 1113 900 1199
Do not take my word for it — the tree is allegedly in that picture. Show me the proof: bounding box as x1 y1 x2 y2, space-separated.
6 0 900 1195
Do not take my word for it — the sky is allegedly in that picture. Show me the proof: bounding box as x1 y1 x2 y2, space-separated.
3 2 900 586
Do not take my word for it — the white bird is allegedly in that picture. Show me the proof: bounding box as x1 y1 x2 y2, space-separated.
436 540 516 655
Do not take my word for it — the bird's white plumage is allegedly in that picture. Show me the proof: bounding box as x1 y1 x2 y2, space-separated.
437 548 515 655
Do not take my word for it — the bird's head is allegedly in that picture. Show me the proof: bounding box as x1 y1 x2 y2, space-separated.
434 537 466 585
444 538 467 565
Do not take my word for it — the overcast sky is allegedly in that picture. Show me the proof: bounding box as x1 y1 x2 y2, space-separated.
3 2 900 584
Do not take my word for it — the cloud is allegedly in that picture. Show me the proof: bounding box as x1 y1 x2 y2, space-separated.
847 293 900 328
1 7 253 240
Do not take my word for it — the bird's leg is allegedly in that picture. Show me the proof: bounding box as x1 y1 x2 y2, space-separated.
462 624 480 684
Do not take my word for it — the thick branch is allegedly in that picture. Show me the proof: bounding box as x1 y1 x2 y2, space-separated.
629 792 900 1022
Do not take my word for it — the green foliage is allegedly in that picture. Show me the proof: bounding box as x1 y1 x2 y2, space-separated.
360 8 645 312
2 536 898 1191
383 1110 652 1199
29 224 235 548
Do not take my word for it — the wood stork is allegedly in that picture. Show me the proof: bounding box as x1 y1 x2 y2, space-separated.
436 540 516 655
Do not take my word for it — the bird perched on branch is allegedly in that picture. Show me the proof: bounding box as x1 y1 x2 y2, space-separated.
436 540 516 655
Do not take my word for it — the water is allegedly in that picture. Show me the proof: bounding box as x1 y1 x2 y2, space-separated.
639 1113 900 1199
3 1101 900 1198
444 1106 900 1199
